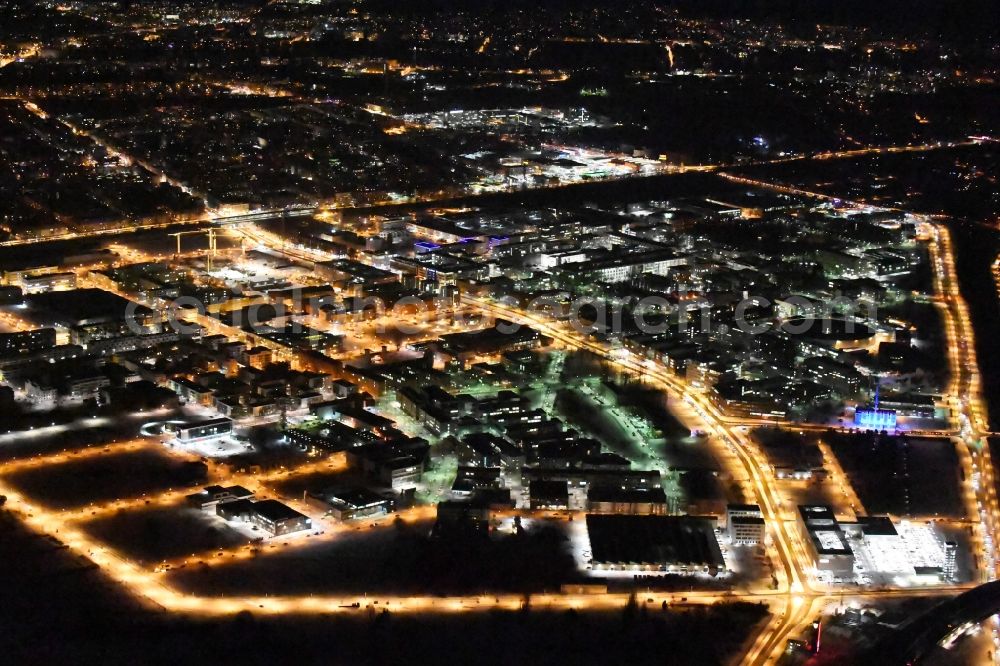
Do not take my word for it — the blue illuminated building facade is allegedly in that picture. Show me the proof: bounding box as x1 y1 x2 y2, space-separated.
854 407 897 431
853 387 897 430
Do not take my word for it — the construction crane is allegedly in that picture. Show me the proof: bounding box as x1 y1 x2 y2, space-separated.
169 228 219 271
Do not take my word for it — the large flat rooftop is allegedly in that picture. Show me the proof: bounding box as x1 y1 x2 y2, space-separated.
585 514 724 568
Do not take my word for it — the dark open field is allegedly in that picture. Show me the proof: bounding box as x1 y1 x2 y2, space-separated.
169 517 583 597
81 504 250 565
2 448 206 510
828 433 965 518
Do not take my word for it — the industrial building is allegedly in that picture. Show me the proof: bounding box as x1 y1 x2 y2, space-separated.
585 514 725 574
217 498 312 537
187 485 255 511
796 505 855 577
174 417 233 442
308 488 395 521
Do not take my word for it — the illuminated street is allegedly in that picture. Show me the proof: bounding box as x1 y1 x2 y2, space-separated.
0 2 998 664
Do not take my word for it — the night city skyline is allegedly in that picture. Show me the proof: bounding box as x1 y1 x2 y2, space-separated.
0 2 998 664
